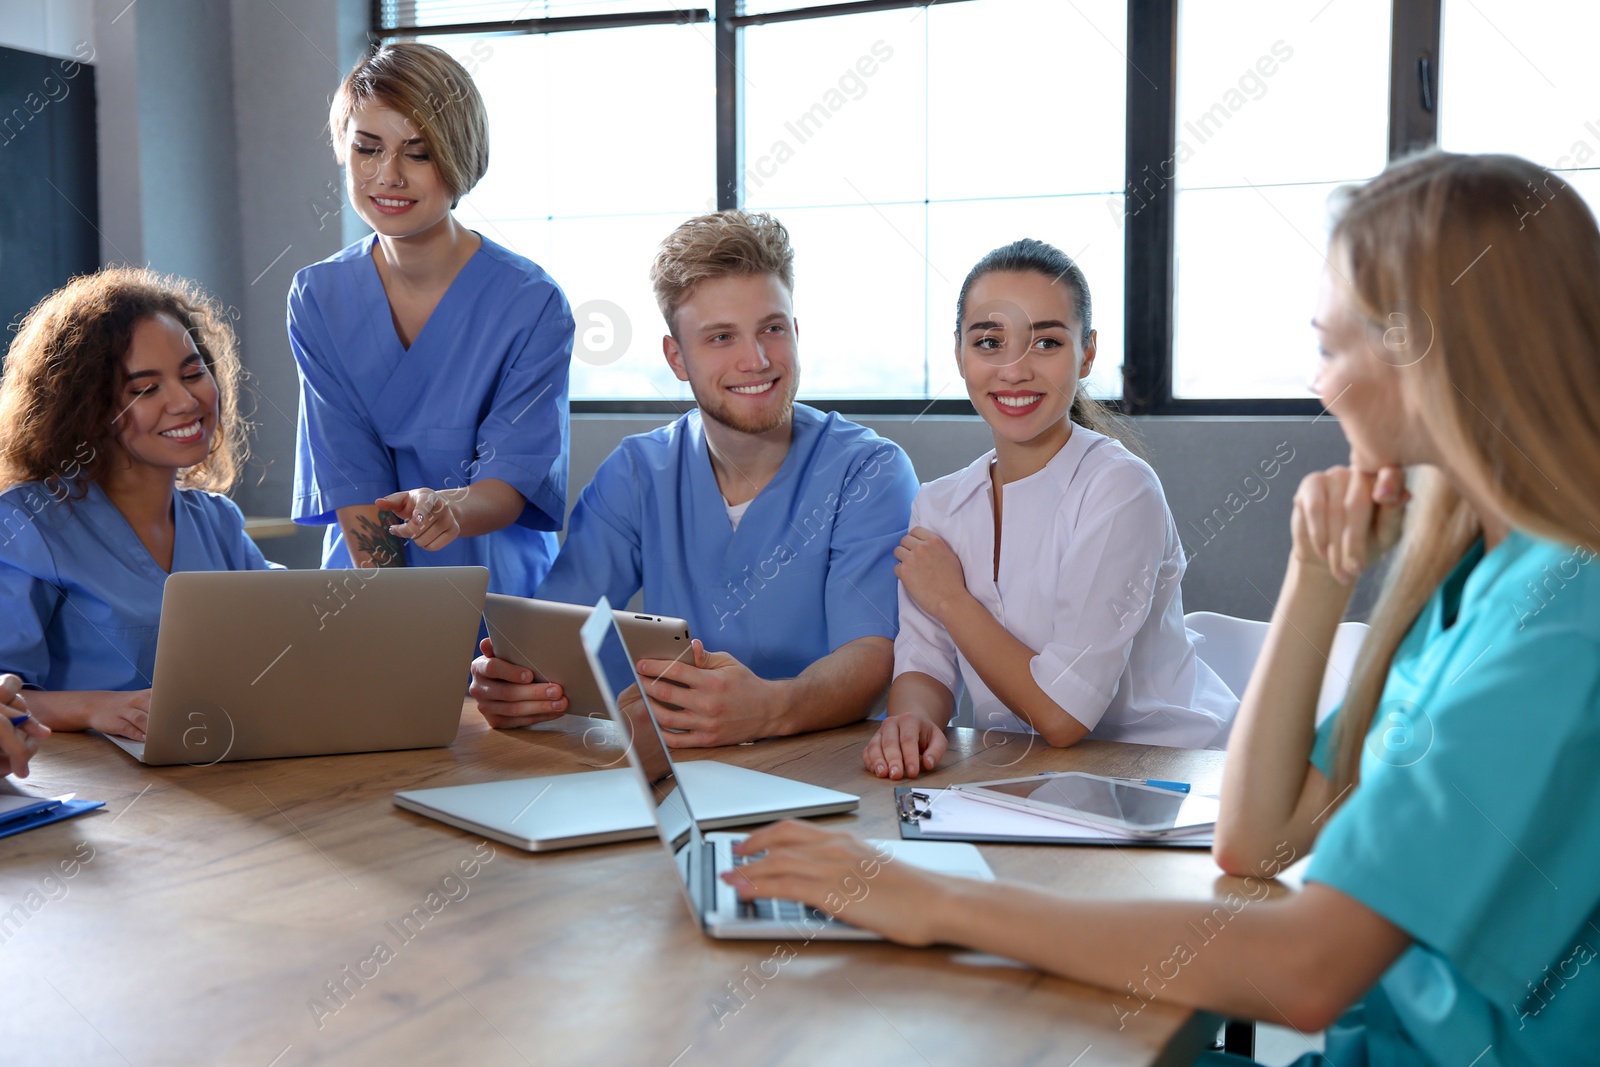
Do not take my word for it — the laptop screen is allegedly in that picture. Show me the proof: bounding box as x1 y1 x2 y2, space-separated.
579 599 699 858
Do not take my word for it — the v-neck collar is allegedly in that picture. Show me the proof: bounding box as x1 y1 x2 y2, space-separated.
362 232 486 354
692 409 806 545
951 424 1101 512
91 480 180 578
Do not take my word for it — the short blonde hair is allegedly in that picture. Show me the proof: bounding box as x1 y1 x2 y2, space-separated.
650 211 795 334
329 42 489 207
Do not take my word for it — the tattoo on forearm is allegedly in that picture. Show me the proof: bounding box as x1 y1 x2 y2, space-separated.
352 510 406 567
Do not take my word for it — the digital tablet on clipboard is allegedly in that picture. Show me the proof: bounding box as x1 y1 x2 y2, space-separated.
895 776 1215 849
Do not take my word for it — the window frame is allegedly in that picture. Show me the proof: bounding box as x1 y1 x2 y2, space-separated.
374 0 1444 417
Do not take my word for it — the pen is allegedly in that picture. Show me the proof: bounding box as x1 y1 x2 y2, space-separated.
1035 771 1191 793
7 713 31 728
1116 777 1190 793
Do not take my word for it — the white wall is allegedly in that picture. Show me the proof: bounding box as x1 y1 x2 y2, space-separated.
561 412 1376 622
0 0 94 60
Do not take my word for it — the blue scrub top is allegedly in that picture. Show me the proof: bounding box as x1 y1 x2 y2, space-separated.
0 481 277 691
288 233 573 597
1301 530 1600 1066
538 404 918 678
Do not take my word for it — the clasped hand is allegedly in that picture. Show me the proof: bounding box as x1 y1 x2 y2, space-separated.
1292 465 1409 585
894 527 969 622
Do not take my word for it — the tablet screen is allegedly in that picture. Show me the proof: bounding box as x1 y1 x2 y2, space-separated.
982 775 1208 831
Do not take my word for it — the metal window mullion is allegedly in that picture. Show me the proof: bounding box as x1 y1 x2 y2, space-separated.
729 0 974 28
1122 0 1178 415
1389 0 1443 158
716 0 743 210
380 9 711 38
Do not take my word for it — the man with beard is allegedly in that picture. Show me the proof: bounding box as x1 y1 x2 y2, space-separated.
469 211 917 746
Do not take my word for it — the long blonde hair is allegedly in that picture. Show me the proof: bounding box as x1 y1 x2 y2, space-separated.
1329 151 1600 791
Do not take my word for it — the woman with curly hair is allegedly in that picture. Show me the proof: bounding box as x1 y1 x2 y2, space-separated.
0 267 277 741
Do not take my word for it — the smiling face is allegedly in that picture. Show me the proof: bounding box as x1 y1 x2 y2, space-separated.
664 272 800 435
342 101 454 240
1310 266 1435 473
957 270 1096 449
112 313 219 475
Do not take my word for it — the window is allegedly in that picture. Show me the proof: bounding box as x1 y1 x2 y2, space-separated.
415 23 716 403
378 0 1564 413
740 1 1127 404
1438 0 1600 214
1172 0 1390 400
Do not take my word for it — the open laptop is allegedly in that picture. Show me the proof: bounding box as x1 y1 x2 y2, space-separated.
396 598 858 851
579 597 994 940
104 567 489 765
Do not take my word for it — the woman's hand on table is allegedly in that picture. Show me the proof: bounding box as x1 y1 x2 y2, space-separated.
863 711 946 780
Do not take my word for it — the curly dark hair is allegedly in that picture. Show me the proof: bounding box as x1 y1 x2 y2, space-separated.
0 266 248 495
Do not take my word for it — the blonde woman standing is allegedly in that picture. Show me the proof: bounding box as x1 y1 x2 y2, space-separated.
290 43 573 591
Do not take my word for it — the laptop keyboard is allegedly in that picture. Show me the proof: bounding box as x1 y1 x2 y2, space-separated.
731 850 832 924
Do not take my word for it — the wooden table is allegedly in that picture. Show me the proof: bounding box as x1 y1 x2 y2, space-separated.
1 706 1242 1066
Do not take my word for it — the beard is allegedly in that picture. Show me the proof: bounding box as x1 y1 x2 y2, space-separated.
694 374 799 435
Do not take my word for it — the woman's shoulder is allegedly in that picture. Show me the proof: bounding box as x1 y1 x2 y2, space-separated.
1477 531 1600 640
473 236 568 306
0 480 93 572
912 452 994 516
291 235 374 291
1051 429 1167 514
174 487 247 529
0 478 94 528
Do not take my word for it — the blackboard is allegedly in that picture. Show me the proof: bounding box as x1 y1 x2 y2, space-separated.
0 43 99 352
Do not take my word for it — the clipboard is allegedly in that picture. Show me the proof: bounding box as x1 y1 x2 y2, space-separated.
0 793 105 841
894 787 1213 849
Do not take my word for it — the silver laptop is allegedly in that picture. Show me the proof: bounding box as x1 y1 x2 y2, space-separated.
392 756 861 853
105 567 489 765
579 597 994 940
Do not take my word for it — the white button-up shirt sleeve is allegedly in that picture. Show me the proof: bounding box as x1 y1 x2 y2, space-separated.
1028 458 1175 733
891 493 961 696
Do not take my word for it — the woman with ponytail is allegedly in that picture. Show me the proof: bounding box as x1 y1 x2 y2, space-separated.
864 239 1237 780
732 154 1600 1064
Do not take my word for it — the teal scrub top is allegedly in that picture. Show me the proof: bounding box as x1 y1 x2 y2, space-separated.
1302 530 1600 1067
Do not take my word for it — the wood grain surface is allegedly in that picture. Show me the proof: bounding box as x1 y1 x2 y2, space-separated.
0 705 1250 1066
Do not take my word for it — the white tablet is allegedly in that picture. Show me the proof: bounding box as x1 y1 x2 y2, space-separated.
483 595 692 717
953 772 1219 839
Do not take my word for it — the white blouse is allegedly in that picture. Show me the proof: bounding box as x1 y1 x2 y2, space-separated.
893 427 1237 749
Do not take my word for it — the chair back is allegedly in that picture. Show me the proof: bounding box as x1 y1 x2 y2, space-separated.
1184 611 1370 725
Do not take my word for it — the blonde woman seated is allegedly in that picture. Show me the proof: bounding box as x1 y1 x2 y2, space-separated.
735 152 1600 1064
